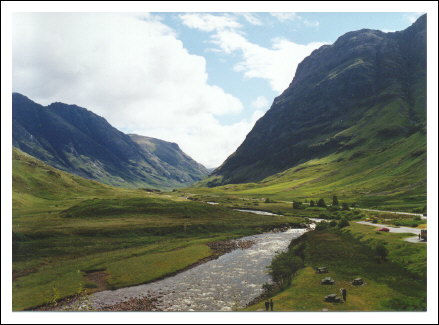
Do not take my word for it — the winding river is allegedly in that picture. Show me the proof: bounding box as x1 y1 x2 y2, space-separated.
87 228 308 311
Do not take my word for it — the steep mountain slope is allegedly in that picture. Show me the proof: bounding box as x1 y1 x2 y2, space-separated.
12 93 208 189
129 134 209 183
205 15 426 207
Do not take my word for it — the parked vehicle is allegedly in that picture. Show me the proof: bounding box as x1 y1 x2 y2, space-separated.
420 229 427 241
378 227 390 232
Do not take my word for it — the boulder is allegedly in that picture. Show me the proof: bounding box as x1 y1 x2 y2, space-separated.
352 278 364 285
321 277 335 285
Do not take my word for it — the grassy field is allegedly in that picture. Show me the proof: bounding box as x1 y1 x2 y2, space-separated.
245 224 426 311
12 148 306 310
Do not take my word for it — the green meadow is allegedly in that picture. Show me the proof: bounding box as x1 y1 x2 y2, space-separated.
12 148 305 310
245 223 426 311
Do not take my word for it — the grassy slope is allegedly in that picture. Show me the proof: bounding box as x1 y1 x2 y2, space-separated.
246 224 426 311
12 148 305 310
193 113 426 211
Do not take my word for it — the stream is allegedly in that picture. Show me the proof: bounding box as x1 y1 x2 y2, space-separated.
86 227 308 311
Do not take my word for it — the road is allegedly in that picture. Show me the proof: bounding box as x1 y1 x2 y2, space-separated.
356 221 426 244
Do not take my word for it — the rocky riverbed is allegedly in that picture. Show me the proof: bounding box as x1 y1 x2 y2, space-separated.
55 228 308 312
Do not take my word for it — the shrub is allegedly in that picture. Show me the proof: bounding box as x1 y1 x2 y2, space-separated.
329 220 337 227
316 221 330 231
338 218 350 228
342 203 350 211
317 198 326 208
309 200 315 207
372 218 378 224
375 243 388 262
332 195 339 206
292 201 302 209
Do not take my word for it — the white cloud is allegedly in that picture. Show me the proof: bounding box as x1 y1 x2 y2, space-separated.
211 30 326 92
251 96 270 110
270 12 299 21
237 13 263 26
271 12 319 28
404 12 424 24
13 13 249 168
179 13 241 32
303 19 319 28
179 13 325 92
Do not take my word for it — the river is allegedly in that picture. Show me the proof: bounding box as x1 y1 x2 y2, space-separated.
86 228 308 311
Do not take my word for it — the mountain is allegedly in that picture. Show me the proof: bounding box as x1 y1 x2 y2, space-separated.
128 134 209 184
12 93 209 189
205 15 426 208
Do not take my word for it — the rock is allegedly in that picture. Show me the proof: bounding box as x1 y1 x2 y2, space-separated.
324 294 341 303
352 278 364 285
321 277 335 285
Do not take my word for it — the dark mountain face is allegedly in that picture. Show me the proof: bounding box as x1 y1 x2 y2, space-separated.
12 94 209 189
128 134 209 183
212 15 426 186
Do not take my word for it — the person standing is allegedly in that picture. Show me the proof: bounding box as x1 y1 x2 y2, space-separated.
340 288 347 302
270 299 274 311
265 300 270 311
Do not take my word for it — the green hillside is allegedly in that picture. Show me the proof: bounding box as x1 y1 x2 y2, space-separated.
196 16 427 210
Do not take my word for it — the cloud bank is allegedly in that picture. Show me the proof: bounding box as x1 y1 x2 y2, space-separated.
12 13 260 168
180 13 326 92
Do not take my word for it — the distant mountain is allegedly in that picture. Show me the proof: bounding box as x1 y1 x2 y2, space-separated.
12 93 209 189
128 134 209 184
205 15 426 206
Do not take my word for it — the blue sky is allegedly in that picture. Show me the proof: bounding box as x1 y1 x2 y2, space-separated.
12 12 425 167
159 12 423 126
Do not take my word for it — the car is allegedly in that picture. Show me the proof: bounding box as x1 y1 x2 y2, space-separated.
378 227 390 232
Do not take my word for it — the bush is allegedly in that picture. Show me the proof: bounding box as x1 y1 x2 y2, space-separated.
309 200 315 207
268 253 304 289
292 201 302 209
375 243 388 262
332 195 339 206
341 203 350 211
316 221 330 231
338 218 350 228
329 220 337 227
371 218 378 224
317 198 326 208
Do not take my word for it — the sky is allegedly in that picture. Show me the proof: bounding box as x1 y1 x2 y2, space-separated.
12 11 425 168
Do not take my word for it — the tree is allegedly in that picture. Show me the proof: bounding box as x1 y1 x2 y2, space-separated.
375 243 388 262
310 200 315 207
342 202 350 211
317 198 326 208
292 201 302 209
332 195 339 206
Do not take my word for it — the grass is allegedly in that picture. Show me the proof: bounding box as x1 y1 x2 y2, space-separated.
12 148 306 310
192 103 426 211
245 226 426 311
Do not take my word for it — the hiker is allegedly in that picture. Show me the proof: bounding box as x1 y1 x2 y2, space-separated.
270 299 274 311
265 300 270 311
340 288 347 302
418 233 421 240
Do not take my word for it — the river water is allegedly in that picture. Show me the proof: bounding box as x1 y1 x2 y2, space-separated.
87 228 308 311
